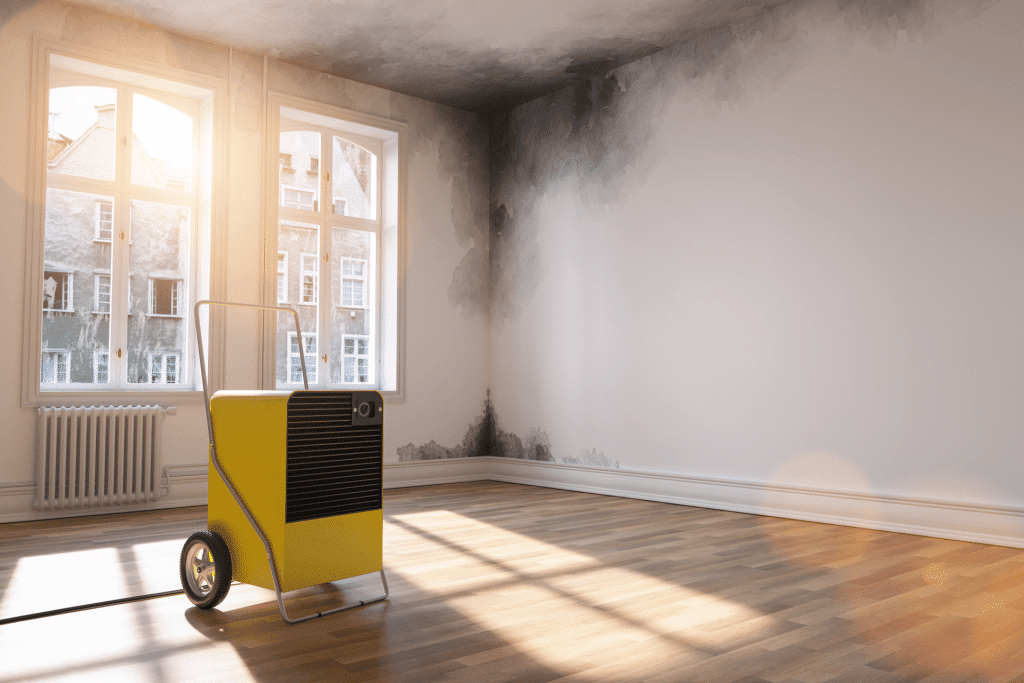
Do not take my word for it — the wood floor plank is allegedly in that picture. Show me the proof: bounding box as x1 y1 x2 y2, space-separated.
2 481 1024 682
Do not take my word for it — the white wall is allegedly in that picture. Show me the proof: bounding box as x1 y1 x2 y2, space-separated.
489 0 1024 514
0 0 489 520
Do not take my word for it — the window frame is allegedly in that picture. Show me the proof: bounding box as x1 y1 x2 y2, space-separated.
341 257 368 309
95 200 113 241
282 185 316 211
22 39 227 407
148 277 182 317
286 331 317 385
42 270 73 312
40 350 71 385
300 252 318 305
148 352 180 384
264 93 406 400
94 272 111 313
93 349 109 384
342 334 370 383
277 251 289 303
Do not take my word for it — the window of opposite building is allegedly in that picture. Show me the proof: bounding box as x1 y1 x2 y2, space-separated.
26 44 220 401
270 97 404 396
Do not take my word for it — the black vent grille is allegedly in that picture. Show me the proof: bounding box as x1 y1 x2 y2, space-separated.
286 391 382 524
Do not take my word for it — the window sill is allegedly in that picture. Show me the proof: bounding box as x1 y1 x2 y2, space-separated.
25 388 206 409
147 313 182 318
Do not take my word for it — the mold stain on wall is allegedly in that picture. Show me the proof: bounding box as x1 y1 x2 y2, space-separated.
398 393 610 465
389 92 491 318
486 0 1001 319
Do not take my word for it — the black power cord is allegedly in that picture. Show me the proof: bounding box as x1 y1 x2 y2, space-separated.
0 588 185 626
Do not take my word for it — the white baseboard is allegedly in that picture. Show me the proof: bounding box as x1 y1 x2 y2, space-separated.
386 457 1024 549
7 456 1024 549
0 466 208 524
383 457 493 488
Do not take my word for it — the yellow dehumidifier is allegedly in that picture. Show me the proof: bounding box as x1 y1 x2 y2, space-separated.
179 301 388 624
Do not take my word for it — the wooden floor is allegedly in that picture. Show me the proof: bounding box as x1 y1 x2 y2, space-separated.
2 482 1024 682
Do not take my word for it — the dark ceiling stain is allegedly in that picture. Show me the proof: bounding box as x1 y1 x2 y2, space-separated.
0 0 42 28
58 0 796 112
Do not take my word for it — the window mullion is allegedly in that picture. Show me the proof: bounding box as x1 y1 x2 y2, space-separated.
318 133 332 387
108 86 133 389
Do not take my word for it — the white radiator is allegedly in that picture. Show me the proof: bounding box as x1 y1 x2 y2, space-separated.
35 405 165 510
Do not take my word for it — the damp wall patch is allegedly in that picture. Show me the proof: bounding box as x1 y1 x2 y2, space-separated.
397 394 613 466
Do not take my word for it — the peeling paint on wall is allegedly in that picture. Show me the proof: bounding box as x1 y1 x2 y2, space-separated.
564 449 620 468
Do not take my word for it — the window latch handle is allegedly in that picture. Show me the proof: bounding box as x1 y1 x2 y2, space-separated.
324 253 329 263
322 354 327 364
116 348 122 359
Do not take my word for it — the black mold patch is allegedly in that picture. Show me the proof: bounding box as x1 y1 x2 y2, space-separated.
398 392 557 464
398 393 495 461
389 94 490 317
495 428 554 462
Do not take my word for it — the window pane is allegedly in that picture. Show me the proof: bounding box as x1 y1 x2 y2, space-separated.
276 222 318 388
41 188 112 387
47 85 117 181
332 136 375 219
132 94 193 192
127 200 190 384
280 130 320 211
331 227 374 384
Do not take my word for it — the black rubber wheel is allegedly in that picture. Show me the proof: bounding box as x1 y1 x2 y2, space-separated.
180 530 232 609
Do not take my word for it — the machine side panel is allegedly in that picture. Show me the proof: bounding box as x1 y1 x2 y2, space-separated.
281 509 383 592
208 394 288 591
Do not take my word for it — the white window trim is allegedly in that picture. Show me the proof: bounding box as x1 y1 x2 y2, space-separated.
94 200 113 242
342 334 371 384
264 92 406 401
300 252 318 305
277 251 289 303
40 350 71 384
148 352 180 384
93 349 109 384
282 185 316 211
21 38 227 407
286 331 317 385
93 272 111 313
42 270 73 312
340 257 368 309
148 278 182 317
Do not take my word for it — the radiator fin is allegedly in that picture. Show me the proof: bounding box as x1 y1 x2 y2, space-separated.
35 406 164 510
286 392 383 524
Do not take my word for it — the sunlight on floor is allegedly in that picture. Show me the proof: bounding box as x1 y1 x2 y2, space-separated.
388 509 768 677
0 539 185 621
0 547 121 619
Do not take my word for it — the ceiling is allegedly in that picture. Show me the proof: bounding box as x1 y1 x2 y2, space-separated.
62 0 791 112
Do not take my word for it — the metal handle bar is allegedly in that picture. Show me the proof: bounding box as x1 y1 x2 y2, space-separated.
192 301 308 622
192 301 389 623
